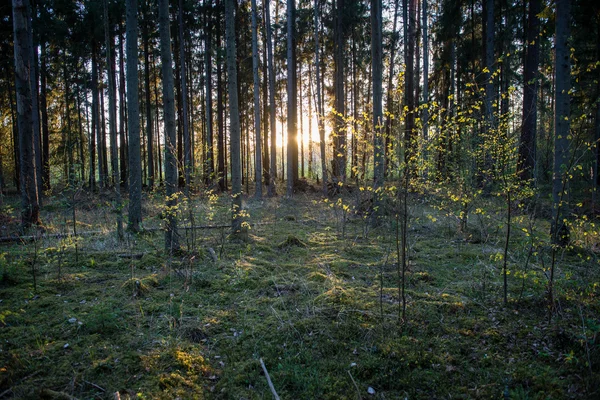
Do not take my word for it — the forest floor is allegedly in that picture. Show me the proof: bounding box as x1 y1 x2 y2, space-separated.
0 185 599 399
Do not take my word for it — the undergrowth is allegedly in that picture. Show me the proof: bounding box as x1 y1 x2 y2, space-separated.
0 190 598 399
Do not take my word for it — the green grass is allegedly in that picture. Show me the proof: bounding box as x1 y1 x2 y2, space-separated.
0 190 599 399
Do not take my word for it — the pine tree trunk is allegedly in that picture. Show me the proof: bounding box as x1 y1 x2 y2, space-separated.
126 0 142 232
105 0 123 239
226 0 244 235
266 0 277 196
143 0 154 189
286 0 298 196
518 0 541 182
205 0 215 185
159 0 179 252
178 0 191 192
422 0 429 172
314 0 327 195
40 42 50 191
217 1 226 192
333 0 346 182
90 42 99 190
372 0 384 193
12 0 40 227
251 0 262 198
384 0 399 176
118 25 128 188
551 0 571 244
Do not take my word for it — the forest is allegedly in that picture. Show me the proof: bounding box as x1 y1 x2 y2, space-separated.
0 0 599 398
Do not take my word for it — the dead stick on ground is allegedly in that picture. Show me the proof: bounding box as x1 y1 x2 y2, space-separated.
259 358 280 400
83 380 105 392
347 370 362 400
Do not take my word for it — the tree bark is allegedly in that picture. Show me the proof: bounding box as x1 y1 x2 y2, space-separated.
118 24 128 188
372 0 384 192
226 0 245 235
142 0 154 189
205 0 215 185
286 0 298 196
252 0 263 198
551 0 571 244
217 0 226 192
126 0 142 232
159 0 180 252
178 0 192 192
518 0 541 182
314 0 327 195
40 42 50 191
266 0 277 196
104 0 124 239
12 0 40 227
333 0 346 182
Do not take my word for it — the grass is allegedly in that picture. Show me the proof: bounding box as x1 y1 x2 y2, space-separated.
0 188 599 399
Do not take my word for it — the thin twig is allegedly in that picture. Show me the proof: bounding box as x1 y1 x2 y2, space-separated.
347 370 362 400
84 380 106 392
259 358 280 400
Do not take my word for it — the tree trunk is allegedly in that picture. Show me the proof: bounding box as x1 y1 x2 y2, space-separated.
159 0 180 252
483 0 495 133
178 0 192 192
333 0 346 182
126 0 142 232
266 0 277 196
372 0 384 193
217 1 226 192
105 0 124 239
404 0 416 165
12 0 40 227
518 0 541 182
226 0 245 235
118 24 128 188
143 0 154 189
422 0 429 173
551 0 571 244
40 42 50 191
286 0 298 196
90 42 99 190
314 0 327 195
205 0 215 185
384 0 398 177
28 10 42 199
251 0 263 198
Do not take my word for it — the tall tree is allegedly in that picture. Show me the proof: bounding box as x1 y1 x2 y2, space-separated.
404 0 417 164
551 0 571 244
372 0 384 193
178 0 191 191
518 0 541 182
40 42 50 190
104 0 123 239
142 0 154 189
126 0 142 232
159 0 179 252
251 0 262 198
12 0 40 227
314 0 327 195
333 0 346 182
286 0 298 196
422 0 429 172
266 0 277 196
226 0 244 234
483 0 495 136
205 0 214 185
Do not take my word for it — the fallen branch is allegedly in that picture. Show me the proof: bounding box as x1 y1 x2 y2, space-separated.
259 358 280 400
